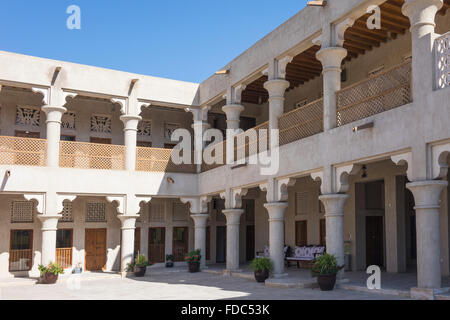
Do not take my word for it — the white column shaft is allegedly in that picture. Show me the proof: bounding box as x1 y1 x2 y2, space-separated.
191 214 209 269
43 106 66 168
223 209 244 272
264 202 288 277
38 215 60 266
120 115 141 171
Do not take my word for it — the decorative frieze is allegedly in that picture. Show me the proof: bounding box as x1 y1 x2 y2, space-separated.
164 123 180 139
15 106 40 127
61 112 76 130
90 114 112 133
138 120 152 137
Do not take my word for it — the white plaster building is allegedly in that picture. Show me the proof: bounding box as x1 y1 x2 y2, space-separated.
0 0 450 299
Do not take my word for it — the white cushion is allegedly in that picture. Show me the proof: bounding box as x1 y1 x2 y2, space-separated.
294 246 302 258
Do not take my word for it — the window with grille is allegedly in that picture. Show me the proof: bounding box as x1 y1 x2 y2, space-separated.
86 202 106 222
60 201 73 222
11 201 34 223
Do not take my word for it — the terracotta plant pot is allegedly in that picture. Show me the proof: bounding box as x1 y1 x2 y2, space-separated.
43 273 59 284
134 266 147 277
317 274 337 291
254 269 270 283
188 262 200 273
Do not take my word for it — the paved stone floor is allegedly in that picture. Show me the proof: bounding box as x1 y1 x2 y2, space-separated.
0 269 407 300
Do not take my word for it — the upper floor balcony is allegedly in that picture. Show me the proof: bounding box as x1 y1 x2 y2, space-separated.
0 137 197 173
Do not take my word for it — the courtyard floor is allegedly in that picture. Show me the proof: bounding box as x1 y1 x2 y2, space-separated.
0 268 408 300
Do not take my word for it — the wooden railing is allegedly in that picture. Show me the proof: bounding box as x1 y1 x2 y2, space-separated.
336 61 412 127
136 147 197 173
9 249 33 271
56 248 73 269
0 136 46 167
60 141 126 170
435 31 450 90
278 98 324 146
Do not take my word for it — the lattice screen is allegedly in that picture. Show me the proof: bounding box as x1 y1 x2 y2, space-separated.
60 201 73 222
11 201 34 223
435 32 450 90
173 203 189 222
295 192 309 216
86 202 106 222
0 136 47 166
336 61 412 127
149 203 165 223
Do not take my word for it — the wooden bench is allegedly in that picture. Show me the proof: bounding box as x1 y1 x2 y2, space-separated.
285 246 326 268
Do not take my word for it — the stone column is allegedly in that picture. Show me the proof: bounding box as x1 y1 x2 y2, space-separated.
223 209 244 272
42 106 67 167
407 180 447 289
264 202 288 277
191 214 209 269
402 0 443 95
222 104 244 139
38 215 60 266
318 194 349 275
118 214 139 275
316 47 348 130
120 115 142 171
263 79 290 149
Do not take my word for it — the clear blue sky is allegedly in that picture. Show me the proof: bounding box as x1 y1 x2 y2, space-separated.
0 0 308 83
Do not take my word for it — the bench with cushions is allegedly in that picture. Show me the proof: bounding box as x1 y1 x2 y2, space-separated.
285 245 326 268
256 245 291 259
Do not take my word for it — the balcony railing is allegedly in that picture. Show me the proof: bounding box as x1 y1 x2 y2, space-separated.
136 146 197 173
278 98 324 146
336 61 412 127
0 136 47 167
435 31 450 90
60 141 126 170
9 249 32 271
55 248 73 269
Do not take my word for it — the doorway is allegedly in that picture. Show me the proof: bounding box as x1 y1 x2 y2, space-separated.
216 226 227 263
173 227 189 262
56 229 73 269
295 221 308 246
246 225 255 261
148 228 165 263
366 216 384 268
85 229 107 271
9 230 33 271
90 137 111 144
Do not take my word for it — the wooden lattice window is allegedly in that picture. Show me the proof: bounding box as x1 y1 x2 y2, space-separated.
138 120 152 137
11 201 34 223
60 201 74 222
86 202 106 222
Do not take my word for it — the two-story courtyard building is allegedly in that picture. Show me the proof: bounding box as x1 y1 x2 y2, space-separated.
0 0 450 299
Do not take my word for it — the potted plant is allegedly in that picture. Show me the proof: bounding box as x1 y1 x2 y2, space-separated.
251 257 273 283
127 254 152 277
311 253 344 291
166 254 175 268
38 262 64 284
73 263 83 274
184 249 201 273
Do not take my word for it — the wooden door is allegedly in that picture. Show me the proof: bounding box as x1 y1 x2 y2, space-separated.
366 216 384 268
319 219 326 246
148 228 165 263
85 229 107 271
173 227 189 262
295 221 308 246
246 225 255 261
9 230 33 271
